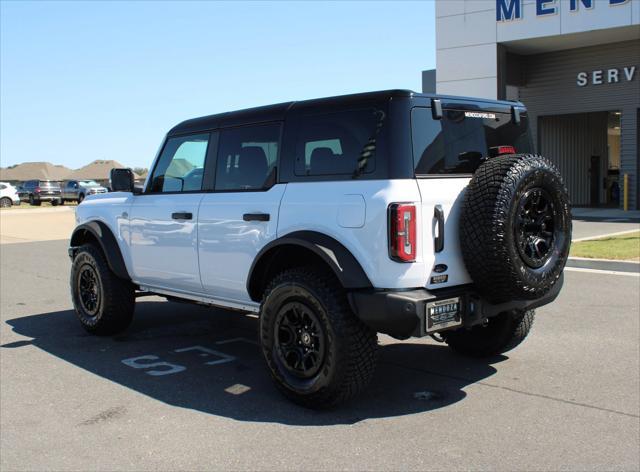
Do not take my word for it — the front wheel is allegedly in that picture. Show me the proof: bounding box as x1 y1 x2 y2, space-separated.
78 194 85 203
260 267 378 409
444 310 535 358
0 197 12 208
70 243 135 335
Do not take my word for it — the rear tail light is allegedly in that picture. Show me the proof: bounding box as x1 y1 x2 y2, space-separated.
389 203 417 262
489 145 516 157
34 187 41 193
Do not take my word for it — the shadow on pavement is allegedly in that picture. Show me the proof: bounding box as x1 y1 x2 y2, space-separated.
3 301 504 425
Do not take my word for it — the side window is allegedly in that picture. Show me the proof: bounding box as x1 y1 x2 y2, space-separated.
150 133 209 193
412 108 444 175
215 124 280 191
294 108 385 176
0 184 5 190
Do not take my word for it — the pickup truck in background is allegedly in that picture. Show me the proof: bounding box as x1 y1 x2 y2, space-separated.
62 180 108 204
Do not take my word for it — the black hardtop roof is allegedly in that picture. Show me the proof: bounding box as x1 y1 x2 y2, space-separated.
168 89 525 136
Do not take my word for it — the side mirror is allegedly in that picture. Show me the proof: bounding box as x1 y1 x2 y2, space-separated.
109 168 137 193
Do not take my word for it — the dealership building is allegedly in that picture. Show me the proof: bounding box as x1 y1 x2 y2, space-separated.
426 0 640 209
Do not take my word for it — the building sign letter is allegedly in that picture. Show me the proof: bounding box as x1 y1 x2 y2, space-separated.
536 0 557 15
569 0 593 11
623 66 636 81
496 0 522 21
576 72 588 86
592 70 603 85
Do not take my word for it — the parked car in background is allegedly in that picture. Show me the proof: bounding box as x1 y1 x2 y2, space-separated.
0 182 21 207
62 180 108 204
18 180 62 206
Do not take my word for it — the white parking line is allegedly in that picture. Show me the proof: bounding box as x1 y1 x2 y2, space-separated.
565 267 640 277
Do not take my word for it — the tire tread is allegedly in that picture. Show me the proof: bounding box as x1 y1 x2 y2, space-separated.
261 266 377 408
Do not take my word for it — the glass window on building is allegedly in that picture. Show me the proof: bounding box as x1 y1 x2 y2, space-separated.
606 111 622 205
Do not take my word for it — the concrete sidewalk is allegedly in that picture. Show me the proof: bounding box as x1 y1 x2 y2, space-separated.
0 207 75 244
572 207 640 221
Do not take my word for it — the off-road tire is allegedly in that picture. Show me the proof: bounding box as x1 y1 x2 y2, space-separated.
0 197 11 208
461 154 571 303
260 267 378 409
70 243 135 335
445 310 534 357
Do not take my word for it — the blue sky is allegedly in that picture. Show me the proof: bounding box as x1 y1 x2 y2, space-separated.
1 1 435 169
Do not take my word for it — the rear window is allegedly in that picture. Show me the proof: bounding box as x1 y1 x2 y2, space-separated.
294 108 386 177
412 108 532 175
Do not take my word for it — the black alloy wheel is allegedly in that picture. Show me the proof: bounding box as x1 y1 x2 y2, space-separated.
77 265 101 316
515 188 557 269
274 301 326 379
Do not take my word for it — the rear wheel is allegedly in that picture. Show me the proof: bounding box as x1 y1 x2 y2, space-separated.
0 197 11 208
51 199 59 206
260 267 378 409
444 310 534 358
70 243 135 335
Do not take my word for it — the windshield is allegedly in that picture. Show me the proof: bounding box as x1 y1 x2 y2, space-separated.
80 180 100 187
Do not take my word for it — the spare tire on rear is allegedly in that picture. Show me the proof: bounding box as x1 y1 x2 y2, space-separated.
460 154 571 303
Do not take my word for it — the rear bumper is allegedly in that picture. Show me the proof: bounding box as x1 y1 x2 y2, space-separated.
349 273 564 339
36 194 61 201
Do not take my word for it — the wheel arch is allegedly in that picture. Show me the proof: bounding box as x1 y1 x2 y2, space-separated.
70 221 130 281
247 231 372 302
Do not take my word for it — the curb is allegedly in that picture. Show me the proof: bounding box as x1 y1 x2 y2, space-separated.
566 257 639 273
572 229 640 242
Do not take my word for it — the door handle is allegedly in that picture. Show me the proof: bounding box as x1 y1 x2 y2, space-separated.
171 212 193 220
434 205 444 253
243 213 270 222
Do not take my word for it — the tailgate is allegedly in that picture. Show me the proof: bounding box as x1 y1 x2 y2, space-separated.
417 178 472 289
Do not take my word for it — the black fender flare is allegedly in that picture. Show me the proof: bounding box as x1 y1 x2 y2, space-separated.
69 221 130 281
247 231 372 301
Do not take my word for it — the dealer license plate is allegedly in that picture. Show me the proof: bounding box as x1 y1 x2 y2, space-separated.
426 297 462 333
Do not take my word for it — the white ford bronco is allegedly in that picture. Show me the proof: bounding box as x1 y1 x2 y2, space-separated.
69 90 571 408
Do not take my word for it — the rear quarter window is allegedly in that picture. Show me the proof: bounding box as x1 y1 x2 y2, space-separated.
293 108 386 177
412 107 532 176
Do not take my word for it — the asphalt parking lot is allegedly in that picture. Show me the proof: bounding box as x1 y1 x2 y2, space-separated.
1 211 639 471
